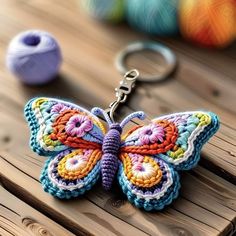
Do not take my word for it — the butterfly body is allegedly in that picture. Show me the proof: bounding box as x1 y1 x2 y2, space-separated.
101 123 121 190
25 97 219 211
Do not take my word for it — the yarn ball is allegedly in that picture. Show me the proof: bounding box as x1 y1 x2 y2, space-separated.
6 30 62 85
81 0 125 23
179 0 236 48
126 0 179 36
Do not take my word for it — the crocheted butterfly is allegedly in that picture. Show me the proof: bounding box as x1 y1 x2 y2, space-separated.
24 97 219 211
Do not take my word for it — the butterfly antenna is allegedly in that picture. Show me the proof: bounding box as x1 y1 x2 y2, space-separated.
120 111 146 129
91 107 113 126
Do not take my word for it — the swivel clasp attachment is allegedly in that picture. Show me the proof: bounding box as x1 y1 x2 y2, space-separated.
115 69 139 103
106 69 139 122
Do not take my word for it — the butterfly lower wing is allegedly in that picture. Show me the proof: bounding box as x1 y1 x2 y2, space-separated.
40 148 102 198
121 111 219 170
118 153 180 211
24 97 105 156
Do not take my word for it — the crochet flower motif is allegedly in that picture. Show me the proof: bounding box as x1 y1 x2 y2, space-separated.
138 123 165 145
65 114 93 137
65 155 88 172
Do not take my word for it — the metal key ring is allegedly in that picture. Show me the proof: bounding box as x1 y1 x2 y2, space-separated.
115 41 177 82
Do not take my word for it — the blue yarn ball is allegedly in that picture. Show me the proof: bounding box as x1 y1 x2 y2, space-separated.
81 0 125 23
6 30 62 85
126 0 179 35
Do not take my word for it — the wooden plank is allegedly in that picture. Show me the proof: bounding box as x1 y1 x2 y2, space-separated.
0 185 75 236
0 110 235 235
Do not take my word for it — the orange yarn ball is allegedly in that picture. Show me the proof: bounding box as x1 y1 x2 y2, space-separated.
179 0 236 48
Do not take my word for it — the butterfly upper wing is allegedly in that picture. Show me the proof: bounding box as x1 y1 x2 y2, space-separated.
121 111 219 170
24 97 105 156
25 97 106 198
119 111 219 210
41 148 102 198
154 111 219 170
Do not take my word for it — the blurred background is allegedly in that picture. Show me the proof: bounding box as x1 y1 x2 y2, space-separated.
3 0 236 114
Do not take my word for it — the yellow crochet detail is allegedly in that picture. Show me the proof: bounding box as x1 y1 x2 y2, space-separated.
58 149 101 180
195 113 211 127
120 153 162 188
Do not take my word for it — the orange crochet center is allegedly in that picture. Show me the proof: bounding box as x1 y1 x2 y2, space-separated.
51 110 102 149
121 120 178 155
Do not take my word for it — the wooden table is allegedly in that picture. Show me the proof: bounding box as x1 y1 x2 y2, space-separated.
0 1 236 235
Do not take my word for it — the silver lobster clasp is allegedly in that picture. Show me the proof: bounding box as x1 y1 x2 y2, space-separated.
115 69 139 103
106 69 139 122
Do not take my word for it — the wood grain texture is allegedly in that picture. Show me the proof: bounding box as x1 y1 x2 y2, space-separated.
0 0 235 235
0 185 75 236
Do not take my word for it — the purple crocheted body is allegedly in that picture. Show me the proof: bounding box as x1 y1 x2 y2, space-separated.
101 123 122 190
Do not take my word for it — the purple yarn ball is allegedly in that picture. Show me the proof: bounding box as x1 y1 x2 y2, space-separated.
6 30 62 85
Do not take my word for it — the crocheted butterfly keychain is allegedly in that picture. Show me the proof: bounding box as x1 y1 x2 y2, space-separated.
24 41 220 211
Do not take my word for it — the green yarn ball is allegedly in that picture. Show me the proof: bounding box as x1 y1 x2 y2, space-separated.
126 0 179 35
81 0 125 23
